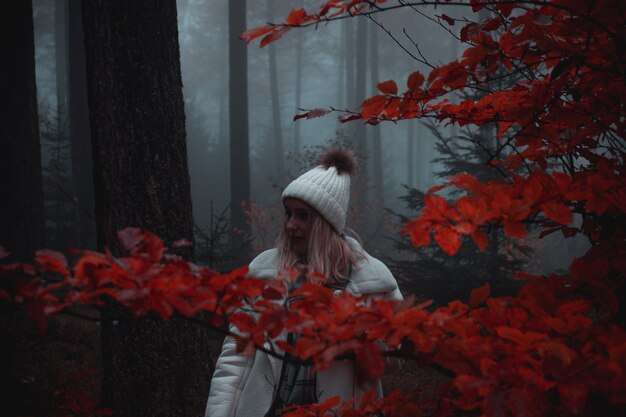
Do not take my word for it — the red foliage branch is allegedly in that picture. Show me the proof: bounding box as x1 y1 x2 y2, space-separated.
2 227 625 416
237 0 626 415
3 0 625 416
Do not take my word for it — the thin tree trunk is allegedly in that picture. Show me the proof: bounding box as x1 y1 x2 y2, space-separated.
369 24 384 206
67 0 95 249
345 19 355 114
228 0 251 250
81 1 209 416
407 122 415 188
267 0 284 179
55 0 68 119
354 16 367 210
294 28 303 155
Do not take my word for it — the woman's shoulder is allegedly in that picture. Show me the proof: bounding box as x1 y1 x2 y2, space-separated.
247 248 280 278
345 237 398 295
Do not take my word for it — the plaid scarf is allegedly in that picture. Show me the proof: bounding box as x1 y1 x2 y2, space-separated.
264 272 349 417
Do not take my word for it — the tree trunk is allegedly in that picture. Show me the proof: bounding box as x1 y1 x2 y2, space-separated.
81 1 209 416
55 0 68 118
67 0 95 249
0 4 46 416
345 19 355 125
369 24 384 206
407 122 415 188
294 28 303 155
267 0 284 180
0 2 45 262
338 20 346 111
228 0 251 250
354 16 367 210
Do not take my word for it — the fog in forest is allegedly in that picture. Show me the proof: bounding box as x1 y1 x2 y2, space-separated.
31 0 588 299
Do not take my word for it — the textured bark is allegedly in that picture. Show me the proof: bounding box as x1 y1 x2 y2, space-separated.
228 0 251 248
267 0 284 179
0 2 45 262
55 0 68 116
354 17 368 209
81 1 209 416
0 5 45 416
294 28 303 154
407 122 415 188
369 25 384 206
67 0 95 249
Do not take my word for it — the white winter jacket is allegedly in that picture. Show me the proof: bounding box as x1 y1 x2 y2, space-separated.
205 238 403 417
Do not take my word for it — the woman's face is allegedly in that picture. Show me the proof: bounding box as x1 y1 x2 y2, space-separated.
283 198 311 257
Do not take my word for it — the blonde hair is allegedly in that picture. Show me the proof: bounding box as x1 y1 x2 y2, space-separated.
276 207 363 284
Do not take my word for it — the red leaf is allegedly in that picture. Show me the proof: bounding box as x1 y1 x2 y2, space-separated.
406 71 425 93
239 25 274 44
481 17 502 32
541 200 572 225
260 27 290 48
377 80 398 95
117 227 142 253
285 8 307 26
143 231 164 262
361 95 387 119
503 220 528 238
434 227 462 256
538 227 560 239
35 250 69 276
339 113 362 123
470 0 484 12
471 228 488 251
460 22 480 42
441 14 455 26
470 282 490 307
497 121 514 139
356 343 384 379
293 108 331 121
558 383 588 416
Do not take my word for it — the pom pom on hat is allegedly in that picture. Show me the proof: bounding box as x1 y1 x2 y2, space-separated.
282 147 355 233
316 147 357 175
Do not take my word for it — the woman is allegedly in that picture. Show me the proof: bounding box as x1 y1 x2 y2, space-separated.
205 148 402 417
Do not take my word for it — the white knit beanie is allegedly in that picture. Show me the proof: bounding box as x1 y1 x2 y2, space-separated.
282 148 357 234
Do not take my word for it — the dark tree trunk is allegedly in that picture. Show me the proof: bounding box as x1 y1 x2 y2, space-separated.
0 2 45 262
345 19 355 116
228 0 251 249
354 16 367 210
407 122 415 188
338 20 346 110
81 1 209 416
294 28 303 155
0 5 45 416
67 0 95 249
55 0 68 117
267 0 284 179
369 24 384 206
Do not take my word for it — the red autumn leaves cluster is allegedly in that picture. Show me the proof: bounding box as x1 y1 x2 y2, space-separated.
2 229 625 416
403 161 625 256
236 0 626 415
3 0 625 416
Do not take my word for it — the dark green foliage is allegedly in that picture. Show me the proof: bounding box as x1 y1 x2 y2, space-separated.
387 121 530 306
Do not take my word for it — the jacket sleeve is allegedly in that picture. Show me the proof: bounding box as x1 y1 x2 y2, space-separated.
205 331 252 417
205 249 278 417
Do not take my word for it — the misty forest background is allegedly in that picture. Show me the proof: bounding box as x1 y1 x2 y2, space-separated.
34 0 586 287
3 0 592 415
